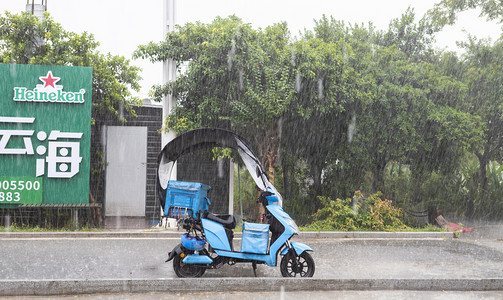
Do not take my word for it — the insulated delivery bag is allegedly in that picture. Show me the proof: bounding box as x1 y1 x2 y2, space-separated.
241 222 270 254
164 181 211 219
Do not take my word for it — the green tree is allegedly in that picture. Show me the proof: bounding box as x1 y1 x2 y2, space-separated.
0 11 142 121
282 18 372 211
135 16 294 175
425 0 503 218
281 12 481 217
427 0 503 29
226 22 294 174
459 38 503 217
363 10 483 199
375 7 438 62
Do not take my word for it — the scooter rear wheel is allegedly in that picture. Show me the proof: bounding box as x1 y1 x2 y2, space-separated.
173 253 206 278
280 251 315 277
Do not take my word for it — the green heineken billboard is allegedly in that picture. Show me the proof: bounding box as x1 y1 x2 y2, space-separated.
0 63 92 205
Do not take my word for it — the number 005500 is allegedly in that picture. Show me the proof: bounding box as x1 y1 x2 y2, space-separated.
0 177 43 204
0 180 41 192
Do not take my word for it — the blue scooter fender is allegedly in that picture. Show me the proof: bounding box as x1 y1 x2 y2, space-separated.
280 242 313 256
165 243 184 262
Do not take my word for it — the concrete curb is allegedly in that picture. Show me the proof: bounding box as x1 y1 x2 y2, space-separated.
0 278 501 296
299 231 454 239
0 231 454 239
0 231 180 239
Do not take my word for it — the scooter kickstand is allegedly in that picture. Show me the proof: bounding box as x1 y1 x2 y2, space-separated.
252 261 257 277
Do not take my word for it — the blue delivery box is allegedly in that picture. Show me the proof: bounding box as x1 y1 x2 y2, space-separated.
164 181 211 219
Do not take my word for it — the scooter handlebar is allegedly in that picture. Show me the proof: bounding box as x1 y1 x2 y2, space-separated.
257 190 274 206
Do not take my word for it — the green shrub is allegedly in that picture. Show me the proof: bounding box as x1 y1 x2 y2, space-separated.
305 191 409 231
360 192 408 231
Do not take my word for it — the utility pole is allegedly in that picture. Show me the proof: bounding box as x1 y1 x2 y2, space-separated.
25 1 46 48
163 0 177 180
26 0 46 19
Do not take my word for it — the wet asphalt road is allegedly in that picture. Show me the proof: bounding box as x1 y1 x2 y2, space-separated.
1 235 503 280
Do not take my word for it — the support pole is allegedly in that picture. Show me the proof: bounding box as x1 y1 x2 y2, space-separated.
229 160 234 215
162 0 177 223
238 164 243 224
162 0 177 154
73 209 79 230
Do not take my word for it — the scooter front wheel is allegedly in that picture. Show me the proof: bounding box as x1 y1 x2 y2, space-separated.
173 253 206 278
280 251 315 277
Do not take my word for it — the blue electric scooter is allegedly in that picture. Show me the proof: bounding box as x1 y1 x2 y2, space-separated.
157 128 315 277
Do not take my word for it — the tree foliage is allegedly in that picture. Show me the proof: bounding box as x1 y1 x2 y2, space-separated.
136 3 503 222
135 16 293 172
0 11 142 121
427 0 503 29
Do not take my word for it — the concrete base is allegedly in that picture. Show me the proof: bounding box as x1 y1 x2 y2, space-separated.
1 278 502 296
104 217 150 229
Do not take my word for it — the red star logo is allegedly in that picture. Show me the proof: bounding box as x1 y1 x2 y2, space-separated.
39 71 60 88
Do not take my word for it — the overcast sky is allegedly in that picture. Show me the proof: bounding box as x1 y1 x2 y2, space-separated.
1 0 501 99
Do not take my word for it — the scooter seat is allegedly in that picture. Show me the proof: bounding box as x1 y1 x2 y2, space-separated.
205 213 236 229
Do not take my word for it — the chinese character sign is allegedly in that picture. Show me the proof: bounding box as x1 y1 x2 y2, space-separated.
0 64 92 204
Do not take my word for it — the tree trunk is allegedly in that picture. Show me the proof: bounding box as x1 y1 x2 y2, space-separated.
372 153 387 194
469 150 489 220
477 152 488 191
465 197 475 220
311 163 323 200
282 160 292 202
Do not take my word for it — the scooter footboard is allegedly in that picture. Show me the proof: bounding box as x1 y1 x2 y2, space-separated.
280 242 313 256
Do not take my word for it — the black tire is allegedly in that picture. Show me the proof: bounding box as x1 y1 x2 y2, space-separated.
280 251 315 277
173 253 206 278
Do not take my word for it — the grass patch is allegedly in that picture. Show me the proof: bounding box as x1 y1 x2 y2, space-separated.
0 223 102 232
299 224 447 232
